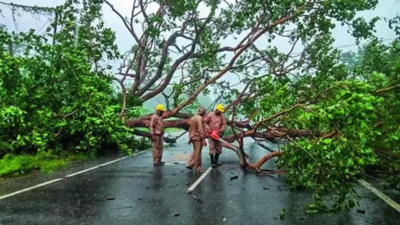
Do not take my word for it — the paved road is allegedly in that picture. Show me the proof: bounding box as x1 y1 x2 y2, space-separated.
0 137 399 225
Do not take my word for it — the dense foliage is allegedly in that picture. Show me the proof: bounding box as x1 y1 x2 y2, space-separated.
1 0 399 215
0 0 150 176
242 35 400 212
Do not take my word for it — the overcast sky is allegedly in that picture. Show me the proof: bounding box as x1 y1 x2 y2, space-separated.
1 0 399 101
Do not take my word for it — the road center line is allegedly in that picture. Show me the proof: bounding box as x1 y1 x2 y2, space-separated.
358 179 400 213
0 151 147 201
186 167 213 194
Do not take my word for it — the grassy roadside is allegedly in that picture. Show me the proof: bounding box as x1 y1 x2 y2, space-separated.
0 151 90 179
0 127 178 179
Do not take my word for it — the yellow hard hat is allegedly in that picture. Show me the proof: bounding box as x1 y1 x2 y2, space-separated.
156 104 166 111
216 104 225 113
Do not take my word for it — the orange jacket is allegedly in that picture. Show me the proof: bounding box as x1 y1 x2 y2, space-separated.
204 112 226 134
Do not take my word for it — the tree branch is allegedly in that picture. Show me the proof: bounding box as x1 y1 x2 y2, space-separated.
376 84 400 94
139 4 217 100
252 104 306 132
169 4 311 116
112 77 127 118
105 0 140 43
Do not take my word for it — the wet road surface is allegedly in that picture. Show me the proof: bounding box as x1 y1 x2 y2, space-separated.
0 137 399 225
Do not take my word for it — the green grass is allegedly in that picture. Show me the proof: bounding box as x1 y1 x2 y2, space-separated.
0 151 90 178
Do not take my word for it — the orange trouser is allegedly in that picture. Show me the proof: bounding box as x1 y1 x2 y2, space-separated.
208 138 222 155
152 135 163 165
186 140 204 171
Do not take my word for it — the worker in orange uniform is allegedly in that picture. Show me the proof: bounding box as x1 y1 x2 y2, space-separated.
150 104 165 166
204 104 226 168
186 106 207 173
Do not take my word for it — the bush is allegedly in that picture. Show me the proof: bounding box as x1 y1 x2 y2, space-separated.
0 28 151 158
0 151 89 177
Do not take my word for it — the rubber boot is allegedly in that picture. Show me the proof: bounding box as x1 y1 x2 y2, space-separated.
215 153 222 166
210 154 216 168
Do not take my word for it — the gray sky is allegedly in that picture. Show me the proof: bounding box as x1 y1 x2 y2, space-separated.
1 0 399 101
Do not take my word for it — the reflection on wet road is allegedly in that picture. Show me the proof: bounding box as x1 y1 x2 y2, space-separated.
0 138 399 225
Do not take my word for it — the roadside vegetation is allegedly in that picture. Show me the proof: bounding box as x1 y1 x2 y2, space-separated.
0 0 399 213
0 151 89 178
0 1 152 177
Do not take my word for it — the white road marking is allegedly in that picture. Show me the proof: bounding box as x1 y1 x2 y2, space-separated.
97 157 128 167
186 167 213 194
0 178 63 200
358 179 400 213
0 151 147 201
64 166 100 178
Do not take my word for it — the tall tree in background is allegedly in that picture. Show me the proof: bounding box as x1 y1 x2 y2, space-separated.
105 0 378 117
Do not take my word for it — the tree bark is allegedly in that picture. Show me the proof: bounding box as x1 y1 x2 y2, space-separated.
246 151 284 172
126 116 251 131
222 128 312 143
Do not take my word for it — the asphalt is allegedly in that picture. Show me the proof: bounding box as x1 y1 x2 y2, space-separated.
0 136 399 225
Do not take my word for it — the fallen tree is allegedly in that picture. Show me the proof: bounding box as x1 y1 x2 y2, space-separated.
2 0 399 214
103 0 400 213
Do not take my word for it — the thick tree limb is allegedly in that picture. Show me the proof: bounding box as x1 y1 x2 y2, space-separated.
222 128 312 143
126 117 251 130
132 129 177 143
127 119 191 130
137 33 181 96
247 151 284 172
